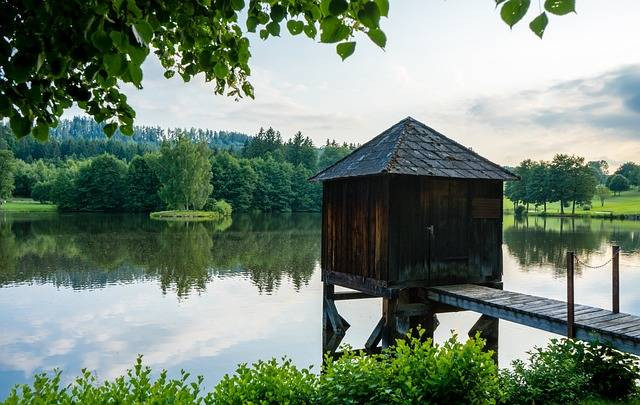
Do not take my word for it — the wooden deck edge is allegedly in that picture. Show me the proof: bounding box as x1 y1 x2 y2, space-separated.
323 271 398 298
427 289 640 356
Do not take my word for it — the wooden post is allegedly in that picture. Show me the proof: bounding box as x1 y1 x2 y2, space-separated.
567 251 575 338
613 245 620 314
469 315 499 364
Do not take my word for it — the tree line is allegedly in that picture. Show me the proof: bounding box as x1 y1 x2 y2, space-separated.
0 124 356 213
505 155 639 214
0 117 250 162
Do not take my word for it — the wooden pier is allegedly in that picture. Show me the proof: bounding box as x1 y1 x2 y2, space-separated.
428 284 640 355
311 118 638 358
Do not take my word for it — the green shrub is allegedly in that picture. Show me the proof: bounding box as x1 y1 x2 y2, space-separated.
212 358 317 404
500 339 640 404
582 204 592 211
1 357 211 404
203 198 233 217
212 199 232 217
321 330 500 404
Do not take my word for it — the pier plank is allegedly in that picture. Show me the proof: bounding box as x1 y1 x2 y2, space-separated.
428 284 640 355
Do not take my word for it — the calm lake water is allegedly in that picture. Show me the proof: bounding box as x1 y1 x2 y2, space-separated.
1 212 640 398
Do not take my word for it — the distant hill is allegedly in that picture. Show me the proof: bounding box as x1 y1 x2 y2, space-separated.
0 117 251 162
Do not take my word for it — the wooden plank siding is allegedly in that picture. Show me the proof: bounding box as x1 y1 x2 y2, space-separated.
322 176 389 283
322 175 503 288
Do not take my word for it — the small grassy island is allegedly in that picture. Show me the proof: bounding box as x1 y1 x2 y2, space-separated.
150 210 228 221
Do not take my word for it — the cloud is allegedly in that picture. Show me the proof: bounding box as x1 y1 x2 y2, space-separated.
468 65 640 139
120 56 364 138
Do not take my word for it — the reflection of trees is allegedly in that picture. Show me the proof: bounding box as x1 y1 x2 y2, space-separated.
210 213 320 293
503 216 640 276
0 212 320 297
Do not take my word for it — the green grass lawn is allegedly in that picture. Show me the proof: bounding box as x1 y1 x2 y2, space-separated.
0 198 57 212
504 188 640 217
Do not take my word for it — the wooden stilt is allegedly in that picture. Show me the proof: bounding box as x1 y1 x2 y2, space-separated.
365 317 385 351
322 282 349 354
469 314 499 363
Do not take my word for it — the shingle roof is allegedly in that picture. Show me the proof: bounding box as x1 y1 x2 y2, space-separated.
309 117 518 182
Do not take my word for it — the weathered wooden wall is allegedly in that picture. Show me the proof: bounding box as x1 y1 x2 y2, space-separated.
322 176 390 283
322 175 503 288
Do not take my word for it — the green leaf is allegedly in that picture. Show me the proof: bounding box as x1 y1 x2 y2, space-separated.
231 0 244 11
32 124 49 141
110 31 129 51
0 96 11 115
128 45 149 66
246 16 258 32
336 42 356 60
103 122 118 138
270 5 286 22
304 24 317 39
214 62 229 79
500 0 531 28
259 29 269 40
358 2 381 29
10 116 32 138
242 82 255 99
31 124 48 141
320 0 331 15
374 0 389 17
320 17 350 43
164 70 175 79
266 21 280 37
120 124 134 136
133 20 153 44
529 12 548 38
329 0 348 15
287 20 304 36
90 30 112 52
544 0 575 15
103 53 123 75
128 64 143 86
367 28 386 48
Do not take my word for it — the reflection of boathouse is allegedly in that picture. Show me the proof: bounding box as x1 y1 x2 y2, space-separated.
310 117 517 352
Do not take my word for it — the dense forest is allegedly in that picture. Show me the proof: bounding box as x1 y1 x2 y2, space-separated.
505 157 640 214
0 117 250 162
0 118 357 213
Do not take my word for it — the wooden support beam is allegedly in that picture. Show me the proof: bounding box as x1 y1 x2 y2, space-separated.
323 271 398 298
469 314 499 363
332 291 378 301
365 317 385 351
324 298 348 335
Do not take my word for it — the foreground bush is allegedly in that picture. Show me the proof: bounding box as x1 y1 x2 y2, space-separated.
500 338 640 404
2 357 211 405
321 330 500 404
3 334 639 404
213 358 317 404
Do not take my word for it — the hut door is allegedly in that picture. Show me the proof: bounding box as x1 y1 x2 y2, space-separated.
428 179 470 284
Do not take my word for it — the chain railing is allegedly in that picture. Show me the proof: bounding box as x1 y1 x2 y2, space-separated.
566 245 621 338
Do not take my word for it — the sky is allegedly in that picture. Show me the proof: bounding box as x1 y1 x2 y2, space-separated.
95 0 640 168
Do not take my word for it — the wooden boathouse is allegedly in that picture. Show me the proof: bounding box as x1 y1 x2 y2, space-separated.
310 116 517 352
311 117 640 357
311 116 517 292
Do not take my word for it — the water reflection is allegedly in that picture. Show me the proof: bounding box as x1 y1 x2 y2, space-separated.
0 213 320 296
504 215 640 276
1 212 639 400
